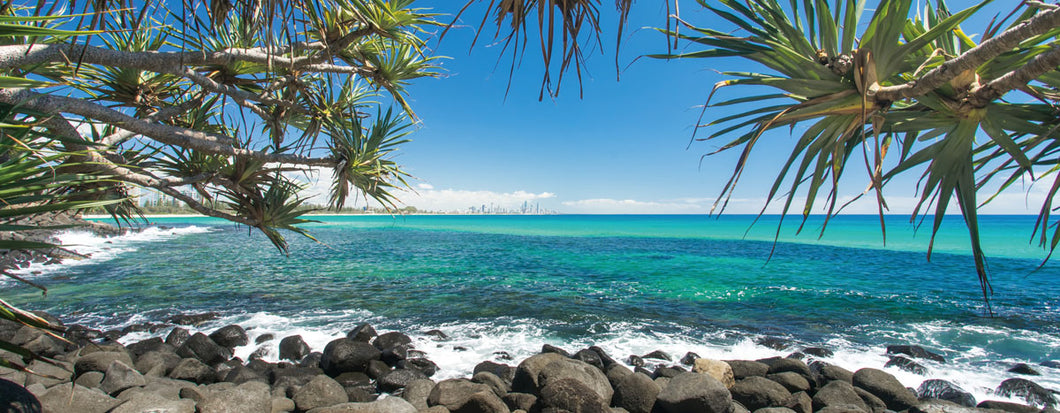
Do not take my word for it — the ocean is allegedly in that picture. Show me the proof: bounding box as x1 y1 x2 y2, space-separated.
5 214 1059 403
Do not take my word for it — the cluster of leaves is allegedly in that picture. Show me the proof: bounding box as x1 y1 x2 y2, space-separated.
655 0 1060 310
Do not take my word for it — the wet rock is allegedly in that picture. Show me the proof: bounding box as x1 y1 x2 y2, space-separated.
400 357 439 377
886 345 945 363
918 379 976 407
812 380 869 412
852 368 918 411
757 337 791 351
454 390 510 413
165 327 191 347
373 331 411 351
541 344 571 358
803 347 835 358
642 350 672 361
280 335 312 362
255 333 274 344
727 360 771 379
572 349 604 371
813 362 854 384
176 333 231 366
168 358 213 384
588 346 618 368
198 381 272 413
320 338 381 376
224 365 268 384
627 355 645 368
308 397 418 413
472 371 510 398
100 360 146 396
166 312 220 326
791 391 813 413
365 359 390 379
425 329 448 340
539 377 607 413
680 352 701 366
995 378 1058 408
606 364 634 389
853 386 887 413
347 323 377 342
613 372 661 413
655 372 732 413
885 355 927 375
74 351 134 377
126 337 171 358
977 400 1041 413
730 376 794 411
653 365 685 379
1008 364 1041 376
474 361 515 384
1041 361 1060 369
209 324 249 348
763 358 812 378
403 378 436 410
503 392 537 412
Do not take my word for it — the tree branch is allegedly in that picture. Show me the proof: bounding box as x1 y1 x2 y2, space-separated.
969 44 1060 107
873 7 1060 102
0 89 334 167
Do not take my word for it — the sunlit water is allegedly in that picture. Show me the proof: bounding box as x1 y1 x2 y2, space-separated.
4 214 1058 404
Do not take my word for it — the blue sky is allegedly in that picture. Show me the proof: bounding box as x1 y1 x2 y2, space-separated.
302 1 1049 215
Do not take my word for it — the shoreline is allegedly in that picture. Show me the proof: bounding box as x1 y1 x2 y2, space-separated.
1 311 1057 413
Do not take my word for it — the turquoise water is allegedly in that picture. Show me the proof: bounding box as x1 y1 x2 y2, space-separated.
5 214 1059 398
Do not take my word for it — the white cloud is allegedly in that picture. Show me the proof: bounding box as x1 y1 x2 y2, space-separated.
417 183 435 190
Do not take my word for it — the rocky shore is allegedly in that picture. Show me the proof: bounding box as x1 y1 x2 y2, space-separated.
0 212 125 275
0 312 1058 413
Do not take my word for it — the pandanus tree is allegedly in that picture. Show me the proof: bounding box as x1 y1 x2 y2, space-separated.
0 0 440 253
463 0 1060 310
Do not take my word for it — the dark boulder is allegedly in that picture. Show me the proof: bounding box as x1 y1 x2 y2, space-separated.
627 355 646 368
373 331 412 351
757 337 791 350
425 329 448 340
536 357 613 402
300 351 323 368
400 357 439 377
606 363 634 389
764 358 812 378
852 368 918 411
223 365 268 384
812 362 853 384
539 377 609 413
643 350 672 361
1041 360 1060 369
0 377 41 412
886 345 945 363
347 323 377 342
1008 363 1042 376
804 347 835 358
366 359 391 379
164 327 190 347
728 360 770 379
380 343 411 366
918 379 975 407
588 346 618 368
885 355 927 375
767 372 812 393
320 338 381 376
730 376 794 411
167 358 213 384
812 380 869 412
176 333 231 366
542 344 571 357
978 400 1042 413
99 360 146 396
454 391 510 413
654 365 685 379
254 333 274 344
428 378 493 411
511 352 566 394
503 392 537 412
655 372 732 413
126 337 171 357
790 391 813 413
166 312 219 326
74 351 135 377
572 349 604 371
291 375 348 412
209 324 249 348
613 372 661 413
472 371 510 398
378 368 428 393
995 378 1059 408
680 352 701 366
853 386 888 413
474 361 515 384
279 335 311 362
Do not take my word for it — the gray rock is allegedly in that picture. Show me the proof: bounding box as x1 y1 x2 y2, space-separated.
402 378 435 410
165 327 191 347
306 397 418 413
732 401 751 413
910 399 995 413
38 384 122 413
321 339 381 376
730 376 794 411
378 368 428 393
110 391 195 413
197 381 272 413
21 334 64 358
452 391 510 413
755 408 796 413
100 360 146 396
76 371 105 389
74 351 134 377
510 352 566 394
372 332 412 352
790 391 812 413
293 375 349 411
886 345 945 363
852 368 918 411
126 337 172 358
1008 364 1041 376
727 360 770 379
542 344 571 358
503 392 536 412
853 387 887 413
918 379 976 407
814 363 854 384
977 400 1041 413
0 377 40 413
428 379 493 411
613 372 661 413
474 361 515 384
642 350 672 362
606 363 634 389
763 358 812 378
175 333 231 366
135 349 182 377
24 359 72 388
817 405 871 413
223 365 268 384
813 380 870 412
168 358 213 384
572 349 605 371
655 372 732 413
995 378 1058 408
472 371 510 398
885 356 927 375
536 357 613 402
539 377 606 413
346 324 377 343
272 397 296 413
767 372 811 393
280 335 312 362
